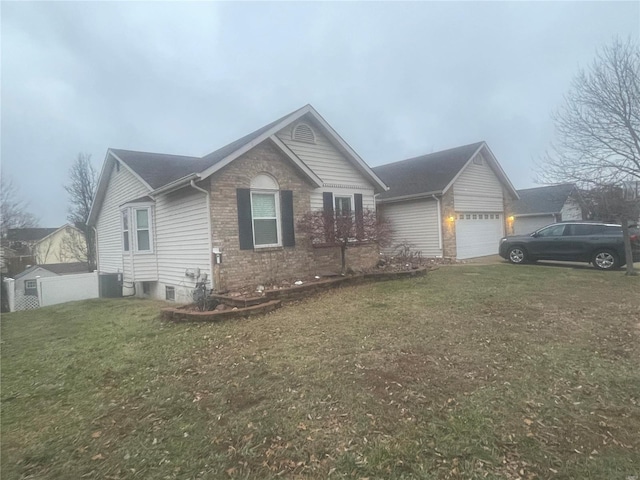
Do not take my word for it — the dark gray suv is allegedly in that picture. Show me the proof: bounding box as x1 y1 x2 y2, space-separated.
499 222 640 270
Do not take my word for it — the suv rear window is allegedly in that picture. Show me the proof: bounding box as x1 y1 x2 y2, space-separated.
567 224 605 235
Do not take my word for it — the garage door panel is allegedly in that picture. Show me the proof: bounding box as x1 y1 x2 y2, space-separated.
456 212 504 259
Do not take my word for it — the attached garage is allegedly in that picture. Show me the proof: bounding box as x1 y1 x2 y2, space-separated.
380 199 442 257
374 142 518 261
455 212 504 259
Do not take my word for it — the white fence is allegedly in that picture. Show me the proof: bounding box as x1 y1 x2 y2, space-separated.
3 272 100 312
38 272 99 308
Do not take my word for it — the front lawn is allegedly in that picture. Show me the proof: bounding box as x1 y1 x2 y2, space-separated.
2 264 639 479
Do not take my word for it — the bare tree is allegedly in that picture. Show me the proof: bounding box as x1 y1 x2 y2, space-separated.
540 37 640 275
64 153 97 270
0 176 38 236
297 208 392 274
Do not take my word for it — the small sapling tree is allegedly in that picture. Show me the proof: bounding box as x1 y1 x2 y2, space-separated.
297 208 392 274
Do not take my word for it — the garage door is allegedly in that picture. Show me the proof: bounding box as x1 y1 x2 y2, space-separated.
455 212 504 259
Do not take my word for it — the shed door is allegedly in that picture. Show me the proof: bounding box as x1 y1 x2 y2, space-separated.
455 212 504 259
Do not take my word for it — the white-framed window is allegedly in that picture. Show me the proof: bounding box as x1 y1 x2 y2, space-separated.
134 208 152 252
251 191 281 247
334 196 352 217
122 210 130 251
121 205 154 253
165 286 175 301
249 174 281 248
24 279 37 295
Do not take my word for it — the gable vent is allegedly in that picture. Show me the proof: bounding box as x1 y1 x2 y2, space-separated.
293 123 315 143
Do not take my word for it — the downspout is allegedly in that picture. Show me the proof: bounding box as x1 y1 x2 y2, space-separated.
90 225 99 272
432 195 443 256
190 179 214 291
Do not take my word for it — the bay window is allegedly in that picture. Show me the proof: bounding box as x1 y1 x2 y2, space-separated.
121 204 154 253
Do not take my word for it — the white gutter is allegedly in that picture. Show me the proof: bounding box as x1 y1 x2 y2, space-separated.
376 190 443 205
150 174 200 196
189 179 214 289
432 195 443 253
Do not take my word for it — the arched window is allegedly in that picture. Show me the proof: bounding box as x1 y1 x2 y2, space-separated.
237 175 295 250
250 174 280 247
292 123 316 143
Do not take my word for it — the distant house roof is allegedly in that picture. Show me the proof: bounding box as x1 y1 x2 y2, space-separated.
513 184 577 216
373 142 517 202
14 262 90 280
6 228 58 242
88 104 387 225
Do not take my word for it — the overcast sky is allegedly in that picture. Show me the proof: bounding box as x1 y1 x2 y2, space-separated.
2 1 638 227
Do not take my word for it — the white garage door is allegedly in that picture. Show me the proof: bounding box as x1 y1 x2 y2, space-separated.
455 212 504 259
513 215 555 235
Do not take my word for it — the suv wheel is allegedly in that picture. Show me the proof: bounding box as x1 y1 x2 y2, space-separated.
508 246 527 264
592 250 619 270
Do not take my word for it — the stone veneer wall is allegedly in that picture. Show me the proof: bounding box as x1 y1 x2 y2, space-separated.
208 140 379 290
503 186 517 236
440 189 457 259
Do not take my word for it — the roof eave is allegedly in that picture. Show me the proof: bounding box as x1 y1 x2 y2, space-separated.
376 191 443 204
149 173 201 196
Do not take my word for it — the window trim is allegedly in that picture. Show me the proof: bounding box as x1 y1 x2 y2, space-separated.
165 285 175 301
250 189 282 248
24 279 38 295
120 205 154 254
334 195 353 218
134 207 153 253
122 210 130 252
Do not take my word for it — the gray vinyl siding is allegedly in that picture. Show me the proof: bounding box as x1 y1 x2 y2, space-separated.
155 188 211 297
380 199 442 257
514 215 556 235
453 153 504 211
276 124 371 188
560 199 582 220
96 165 150 275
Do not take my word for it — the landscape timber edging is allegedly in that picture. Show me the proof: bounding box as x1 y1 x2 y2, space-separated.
161 299 281 323
162 267 427 323
212 267 428 308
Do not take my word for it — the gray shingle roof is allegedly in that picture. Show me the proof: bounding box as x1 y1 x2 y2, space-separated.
373 142 484 201
6 228 59 242
513 184 576 215
110 150 205 190
112 109 304 191
14 262 90 279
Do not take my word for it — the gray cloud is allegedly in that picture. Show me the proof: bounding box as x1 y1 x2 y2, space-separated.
2 1 638 225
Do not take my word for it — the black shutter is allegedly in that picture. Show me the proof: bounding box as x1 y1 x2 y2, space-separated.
281 190 295 247
322 192 335 243
354 193 364 240
237 188 253 250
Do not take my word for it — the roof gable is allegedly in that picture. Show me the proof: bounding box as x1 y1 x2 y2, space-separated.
89 105 387 225
513 184 577 215
374 142 484 201
374 142 517 202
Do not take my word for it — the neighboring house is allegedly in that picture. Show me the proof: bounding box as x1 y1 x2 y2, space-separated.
373 142 518 260
33 224 88 265
511 184 583 235
88 104 387 302
12 262 90 310
2 228 58 276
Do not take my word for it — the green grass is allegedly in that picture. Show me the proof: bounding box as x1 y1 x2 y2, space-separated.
2 264 639 479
